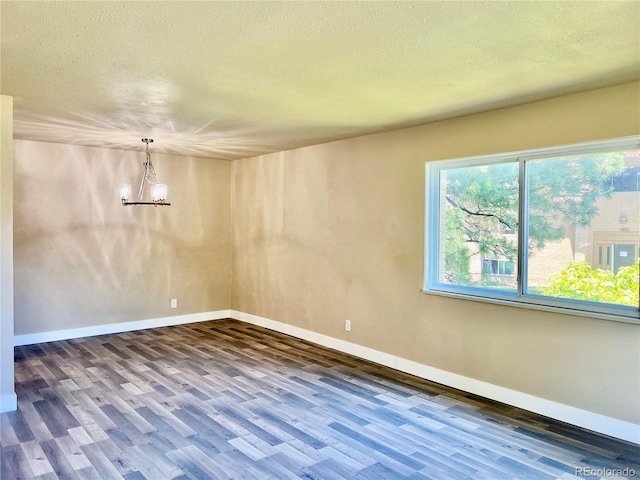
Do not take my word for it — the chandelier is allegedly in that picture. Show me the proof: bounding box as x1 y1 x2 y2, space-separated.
119 138 170 206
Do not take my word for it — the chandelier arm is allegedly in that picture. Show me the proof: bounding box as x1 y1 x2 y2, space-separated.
137 162 146 201
146 157 158 184
122 201 171 207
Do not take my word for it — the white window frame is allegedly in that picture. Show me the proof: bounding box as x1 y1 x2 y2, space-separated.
424 137 640 324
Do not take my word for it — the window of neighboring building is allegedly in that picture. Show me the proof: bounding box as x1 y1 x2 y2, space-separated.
608 166 640 192
482 259 515 277
424 138 640 323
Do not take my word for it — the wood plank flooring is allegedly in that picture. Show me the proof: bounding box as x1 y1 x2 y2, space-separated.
1 319 638 479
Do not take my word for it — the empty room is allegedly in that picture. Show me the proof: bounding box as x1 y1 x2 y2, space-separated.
1 2 639 479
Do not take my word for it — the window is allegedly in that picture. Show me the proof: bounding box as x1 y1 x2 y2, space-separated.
608 166 640 192
424 138 640 323
482 259 515 277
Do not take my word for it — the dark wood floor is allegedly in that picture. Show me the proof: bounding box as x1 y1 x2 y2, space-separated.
1 319 638 480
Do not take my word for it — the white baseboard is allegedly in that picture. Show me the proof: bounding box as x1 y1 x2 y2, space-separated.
0 392 17 413
230 310 640 444
14 310 231 347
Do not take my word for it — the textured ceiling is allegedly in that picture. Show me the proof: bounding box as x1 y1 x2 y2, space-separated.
1 1 639 160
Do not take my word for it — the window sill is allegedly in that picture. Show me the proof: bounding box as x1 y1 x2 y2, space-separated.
421 289 640 325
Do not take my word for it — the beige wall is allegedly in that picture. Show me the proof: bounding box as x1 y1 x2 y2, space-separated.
14 140 231 335
1 95 15 411
231 82 640 424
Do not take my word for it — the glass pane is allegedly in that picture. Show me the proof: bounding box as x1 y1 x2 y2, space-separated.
498 261 506 275
438 162 519 291
503 261 515 276
526 148 640 308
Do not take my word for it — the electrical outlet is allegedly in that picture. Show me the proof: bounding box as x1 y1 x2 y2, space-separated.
345 319 351 332
171 299 178 309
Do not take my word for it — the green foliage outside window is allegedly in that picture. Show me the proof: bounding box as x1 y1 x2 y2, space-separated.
539 262 639 307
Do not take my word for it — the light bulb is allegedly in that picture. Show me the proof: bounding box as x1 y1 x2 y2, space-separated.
152 183 168 202
119 183 131 201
